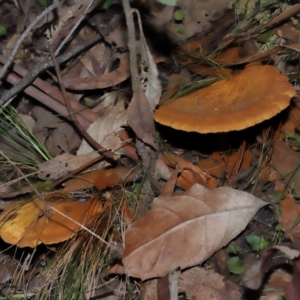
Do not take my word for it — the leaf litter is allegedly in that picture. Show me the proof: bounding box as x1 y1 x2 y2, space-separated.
0 0 300 299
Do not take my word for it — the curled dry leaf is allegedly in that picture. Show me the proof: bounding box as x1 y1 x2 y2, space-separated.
147 0 229 43
62 53 130 90
61 166 138 193
278 195 300 250
123 184 266 280
158 152 210 190
272 140 300 197
0 196 102 248
77 110 128 157
38 152 109 181
243 246 300 290
178 267 242 300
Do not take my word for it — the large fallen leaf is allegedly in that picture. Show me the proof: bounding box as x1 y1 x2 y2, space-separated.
0 196 102 248
123 184 266 280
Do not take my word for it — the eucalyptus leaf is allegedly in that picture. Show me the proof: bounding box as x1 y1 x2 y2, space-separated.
227 257 245 275
0 25 7 37
157 0 177 5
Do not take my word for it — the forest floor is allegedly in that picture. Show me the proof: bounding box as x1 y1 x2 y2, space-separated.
0 0 300 299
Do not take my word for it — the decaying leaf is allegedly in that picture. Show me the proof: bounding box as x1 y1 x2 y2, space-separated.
272 140 300 197
198 150 252 180
62 53 130 90
178 267 242 300
61 166 138 192
243 246 300 291
0 196 102 248
123 184 266 280
127 36 161 148
146 0 230 43
158 152 209 189
127 89 157 149
38 152 109 181
279 195 300 250
77 110 128 156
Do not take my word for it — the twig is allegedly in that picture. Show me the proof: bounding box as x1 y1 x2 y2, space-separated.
49 154 105 189
49 46 119 161
0 64 93 128
55 0 96 55
122 0 139 92
0 34 102 105
0 0 60 81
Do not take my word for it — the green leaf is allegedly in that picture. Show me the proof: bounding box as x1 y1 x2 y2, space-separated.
227 257 245 275
228 244 239 254
100 0 113 10
177 25 185 34
36 0 53 6
84 99 94 108
259 236 269 250
246 235 261 251
263 190 286 203
157 0 177 5
0 25 7 37
174 9 184 21
34 181 52 191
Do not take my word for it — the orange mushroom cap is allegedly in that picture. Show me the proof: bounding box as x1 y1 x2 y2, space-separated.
154 65 296 133
0 197 102 248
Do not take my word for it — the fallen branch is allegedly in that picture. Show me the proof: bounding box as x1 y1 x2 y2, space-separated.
0 34 102 106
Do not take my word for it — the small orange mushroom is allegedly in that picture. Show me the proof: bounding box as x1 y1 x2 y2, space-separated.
154 65 296 133
0 196 102 248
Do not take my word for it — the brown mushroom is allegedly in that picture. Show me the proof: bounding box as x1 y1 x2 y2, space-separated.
154 65 296 133
0 196 102 248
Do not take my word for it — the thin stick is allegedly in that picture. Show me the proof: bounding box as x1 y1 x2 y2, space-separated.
0 0 60 80
49 46 119 160
122 0 139 92
55 0 95 55
0 34 102 105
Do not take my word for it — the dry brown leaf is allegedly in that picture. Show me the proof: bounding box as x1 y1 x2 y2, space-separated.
279 196 300 250
0 196 102 248
147 0 230 43
178 267 242 300
243 246 300 293
160 152 209 189
272 140 300 197
62 53 130 90
61 167 137 193
38 152 109 181
123 184 266 280
198 150 252 179
275 23 300 43
281 98 300 133
77 111 128 157
33 106 81 157
127 89 157 149
94 167 137 190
